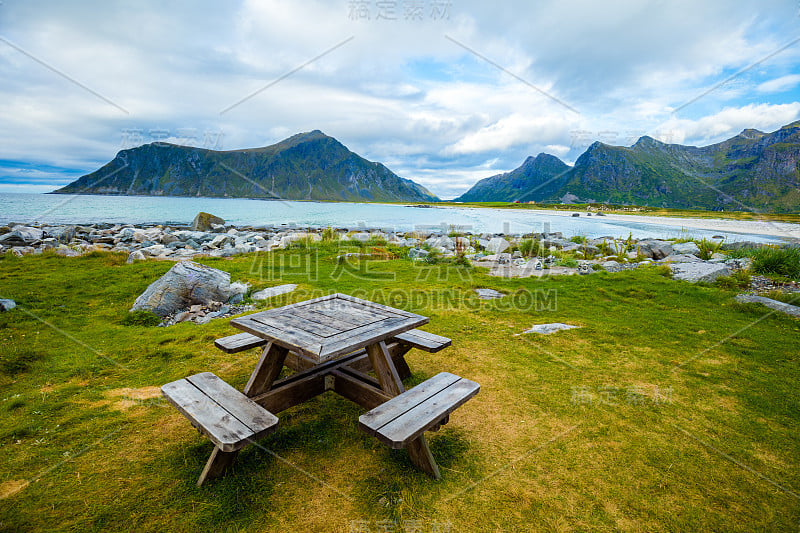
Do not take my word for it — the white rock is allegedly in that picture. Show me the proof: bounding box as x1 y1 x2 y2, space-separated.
251 284 298 300
486 237 510 254
669 262 730 283
520 323 580 335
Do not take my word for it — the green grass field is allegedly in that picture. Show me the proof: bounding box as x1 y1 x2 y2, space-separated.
1 247 799 532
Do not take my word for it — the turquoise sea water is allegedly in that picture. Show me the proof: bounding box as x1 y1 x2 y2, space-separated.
0 193 792 243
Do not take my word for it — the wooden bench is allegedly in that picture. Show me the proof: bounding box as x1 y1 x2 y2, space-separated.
215 328 451 355
393 329 451 353
161 372 279 452
358 372 479 449
214 332 269 354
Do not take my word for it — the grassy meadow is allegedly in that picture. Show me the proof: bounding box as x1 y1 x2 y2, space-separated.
0 243 799 532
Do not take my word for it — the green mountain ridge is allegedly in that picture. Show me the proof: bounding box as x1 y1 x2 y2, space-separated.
455 121 800 212
53 130 439 203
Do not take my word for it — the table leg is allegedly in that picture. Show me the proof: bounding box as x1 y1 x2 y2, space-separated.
366 341 441 480
197 341 288 486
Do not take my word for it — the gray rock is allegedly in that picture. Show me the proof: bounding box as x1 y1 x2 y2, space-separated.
251 284 298 300
669 262 730 283
520 323 580 335
671 241 700 255
601 260 622 272
658 254 704 263
486 237 510 254
475 288 505 300
191 212 225 232
735 294 800 317
0 298 16 311
130 261 242 316
637 239 673 259
726 257 753 271
408 248 429 260
126 250 146 264
0 226 43 246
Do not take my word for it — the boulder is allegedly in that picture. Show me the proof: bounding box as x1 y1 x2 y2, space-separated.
658 254 703 263
669 262 730 283
637 240 673 260
0 298 16 311
486 237 510 254
475 288 505 300
735 294 800 317
191 212 225 232
0 226 43 246
671 241 700 255
251 284 298 300
408 248 429 260
126 250 146 264
520 323 580 335
130 261 245 316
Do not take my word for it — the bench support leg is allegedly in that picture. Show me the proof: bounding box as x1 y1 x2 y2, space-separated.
198 342 289 486
366 341 441 480
197 447 238 486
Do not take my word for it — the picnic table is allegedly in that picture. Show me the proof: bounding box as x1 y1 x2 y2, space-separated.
162 293 479 486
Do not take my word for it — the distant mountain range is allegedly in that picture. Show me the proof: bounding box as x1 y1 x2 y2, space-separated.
455 121 800 212
53 130 439 202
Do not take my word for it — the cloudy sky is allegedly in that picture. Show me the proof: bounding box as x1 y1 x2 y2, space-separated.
1 0 800 199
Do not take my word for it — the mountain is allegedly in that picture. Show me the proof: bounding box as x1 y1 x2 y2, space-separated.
454 153 571 202
53 130 439 202
455 121 800 212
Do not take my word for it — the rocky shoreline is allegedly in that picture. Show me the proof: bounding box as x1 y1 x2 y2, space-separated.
1 214 797 285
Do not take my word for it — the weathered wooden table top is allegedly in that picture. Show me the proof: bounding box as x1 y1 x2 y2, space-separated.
230 293 428 363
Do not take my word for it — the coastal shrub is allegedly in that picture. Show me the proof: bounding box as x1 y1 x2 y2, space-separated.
569 235 584 244
517 238 540 257
122 310 162 327
321 227 338 242
451 253 473 269
749 246 800 279
556 257 579 268
714 270 752 290
654 264 672 278
697 238 723 260
597 238 613 256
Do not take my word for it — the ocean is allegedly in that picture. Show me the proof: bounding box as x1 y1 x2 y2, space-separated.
0 192 794 243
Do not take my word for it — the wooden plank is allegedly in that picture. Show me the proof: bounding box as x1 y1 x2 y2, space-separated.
244 342 289 397
371 378 480 449
161 378 255 452
393 330 451 352
330 370 392 410
198 448 238 487
253 313 343 338
253 373 326 414
334 293 423 318
320 317 427 361
232 315 322 359
304 306 372 328
358 372 461 433
284 351 318 372
366 341 405 396
292 307 368 330
186 373 278 432
318 300 394 323
214 332 269 354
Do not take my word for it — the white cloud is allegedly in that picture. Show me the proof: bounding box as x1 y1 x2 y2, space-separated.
757 74 800 93
0 0 799 199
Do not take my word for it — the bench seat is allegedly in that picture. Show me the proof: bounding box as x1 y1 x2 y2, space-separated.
392 329 451 353
358 372 479 449
162 372 279 452
214 332 269 354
